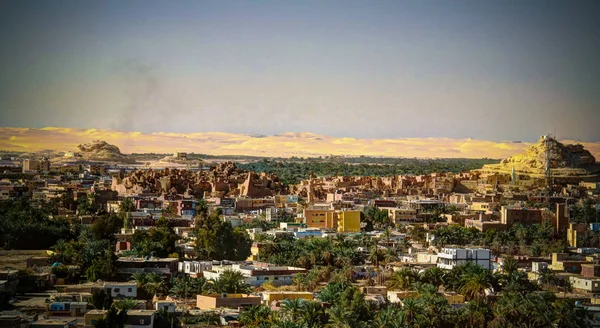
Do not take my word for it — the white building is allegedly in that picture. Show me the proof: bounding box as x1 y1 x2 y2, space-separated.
532 262 549 273
223 216 244 228
203 263 306 287
178 261 213 276
104 282 137 298
155 301 176 313
437 248 491 270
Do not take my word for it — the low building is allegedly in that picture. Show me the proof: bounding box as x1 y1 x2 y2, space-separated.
197 294 261 310
178 261 213 277
31 319 77 328
124 310 156 328
117 257 179 277
569 276 600 293
155 301 176 313
361 286 388 296
549 253 593 274
387 291 418 303
582 264 600 278
84 310 107 328
203 263 306 287
0 311 33 328
104 282 137 298
437 247 491 270
260 291 313 306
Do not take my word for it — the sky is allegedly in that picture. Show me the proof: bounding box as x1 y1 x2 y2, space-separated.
0 0 599 142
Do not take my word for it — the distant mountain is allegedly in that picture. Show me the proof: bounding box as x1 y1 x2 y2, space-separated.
1 127 599 160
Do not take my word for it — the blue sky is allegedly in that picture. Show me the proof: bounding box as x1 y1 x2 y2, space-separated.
1 0 599 141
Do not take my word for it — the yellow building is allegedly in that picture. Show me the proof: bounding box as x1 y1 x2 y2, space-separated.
260 291 313 305
303 209 336 229
470 202 492 212
567 223 588 248
337 210 361 233
303 209 361 232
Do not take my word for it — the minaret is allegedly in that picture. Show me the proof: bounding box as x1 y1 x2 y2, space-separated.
511 166 517 185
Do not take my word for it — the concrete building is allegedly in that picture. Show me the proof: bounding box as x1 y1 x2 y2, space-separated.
31 319 78 328
336 210 361 232
203 263 306 287
197 294 261 310
155 301 176 313
84 310 107 328
302 209 360 232
437 247 492 270
582 264 600 278
104 282 137 298
549 253 593 274
178 261 213 277
303 209 336 229
124 310 156 328
500 205 546 226
117 257 179 277
567 223 589 248
569 276 600 293
260 291 313 306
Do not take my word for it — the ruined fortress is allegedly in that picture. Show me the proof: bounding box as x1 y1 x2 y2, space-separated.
111 161 284 198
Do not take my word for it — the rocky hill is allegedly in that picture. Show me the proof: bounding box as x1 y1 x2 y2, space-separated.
500 136 595 169
77 140 133 162
481 136 599 177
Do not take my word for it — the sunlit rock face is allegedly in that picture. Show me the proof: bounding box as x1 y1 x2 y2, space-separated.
499 136 596 169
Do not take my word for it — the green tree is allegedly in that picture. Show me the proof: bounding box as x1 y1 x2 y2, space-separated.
194 211 252 261
386 268 419 290
207 269 252 294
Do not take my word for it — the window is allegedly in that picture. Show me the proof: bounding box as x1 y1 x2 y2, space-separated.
128 288 133 292
140 319 145 325
114 288 120 293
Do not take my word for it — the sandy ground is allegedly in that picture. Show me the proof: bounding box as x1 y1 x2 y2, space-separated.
0 250 49 270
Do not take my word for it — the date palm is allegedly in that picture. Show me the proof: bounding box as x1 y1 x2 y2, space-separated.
279 298 305 321
386 267 419 290
460 270 493 300
299 300 324 328
326 304 354 328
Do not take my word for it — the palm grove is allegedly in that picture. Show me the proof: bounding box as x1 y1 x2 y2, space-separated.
1 196 598 327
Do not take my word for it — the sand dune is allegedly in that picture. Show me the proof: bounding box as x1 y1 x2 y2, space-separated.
1 127 599 160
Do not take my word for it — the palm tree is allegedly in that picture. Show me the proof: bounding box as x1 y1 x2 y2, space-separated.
500 256 519 276
460 270 493 300
299 301 324 328
372 306 405 328
460 299 492 328
239 305 275 327
553 298 593 328
279 298 305 322
207 269 251 294
386 268 419 290
326 305 354 328
400 297 424 327
170 275 206 299
132 272 149 289
112 298 138 311
144 273 167 298
419 267 445 287
275 321 305 328
537 268 558 291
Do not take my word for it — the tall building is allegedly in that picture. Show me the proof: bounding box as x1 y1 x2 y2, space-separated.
437 247 491 270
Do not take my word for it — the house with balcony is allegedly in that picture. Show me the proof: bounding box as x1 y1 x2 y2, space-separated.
437 247 491 270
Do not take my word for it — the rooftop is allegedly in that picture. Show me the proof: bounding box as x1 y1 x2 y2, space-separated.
126 309 157 316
